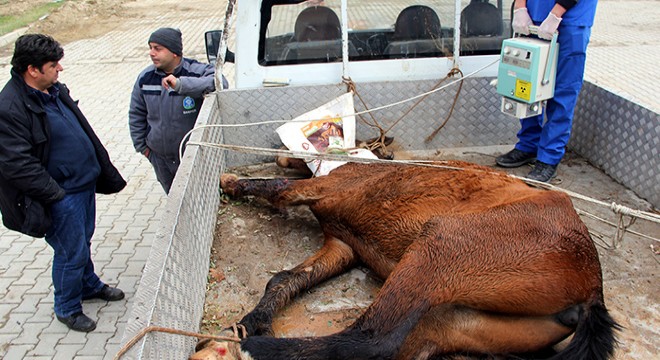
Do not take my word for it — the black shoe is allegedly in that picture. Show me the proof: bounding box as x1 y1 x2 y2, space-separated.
82 285 125 301
57 312 97 332
495 149 537 168
527 161 558 182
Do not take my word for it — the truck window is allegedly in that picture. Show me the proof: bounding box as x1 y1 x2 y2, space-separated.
459 0 510 56
259 0 507 66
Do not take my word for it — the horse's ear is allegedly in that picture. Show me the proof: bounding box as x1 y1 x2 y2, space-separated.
195 338 213 352
276 155 311 173
275 146 314 177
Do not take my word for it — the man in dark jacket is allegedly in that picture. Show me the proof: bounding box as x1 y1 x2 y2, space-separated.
0 34 127 332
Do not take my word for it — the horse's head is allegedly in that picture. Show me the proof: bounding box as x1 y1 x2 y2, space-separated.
189 339 248 360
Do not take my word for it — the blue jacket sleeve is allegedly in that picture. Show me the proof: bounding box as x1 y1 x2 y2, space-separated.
177 62 216 97
128 75 149 154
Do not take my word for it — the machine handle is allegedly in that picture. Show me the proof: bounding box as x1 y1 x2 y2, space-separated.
543 34 558 85
524 26 558 85
528 25 542 36
518 25 558 39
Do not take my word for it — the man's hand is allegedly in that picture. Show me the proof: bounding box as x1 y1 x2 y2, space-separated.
162 75 179 90
538 13 562 40
512 8 533 35
142 148 151 158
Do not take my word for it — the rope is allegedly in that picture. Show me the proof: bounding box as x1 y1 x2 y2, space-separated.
652 245 660 265
614 212 637 249
509 173 659 248
113 324 244 360
587 229 612 250
341 67 464 158
178 59 500 160
190 142 660 246
187 141 467 170
424 67 464 143
343 77 390 157
576 208 658 249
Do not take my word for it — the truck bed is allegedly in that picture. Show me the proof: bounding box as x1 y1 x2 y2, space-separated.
202 147 659 358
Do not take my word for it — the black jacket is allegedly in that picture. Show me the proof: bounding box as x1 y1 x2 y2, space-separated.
0 69 126 237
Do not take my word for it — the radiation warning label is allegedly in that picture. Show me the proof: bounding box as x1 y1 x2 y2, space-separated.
515 79 532 102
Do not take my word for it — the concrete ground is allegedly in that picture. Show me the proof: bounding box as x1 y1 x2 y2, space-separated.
0 1 657 359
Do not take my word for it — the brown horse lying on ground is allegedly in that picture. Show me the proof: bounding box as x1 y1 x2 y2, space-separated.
191 161 619 360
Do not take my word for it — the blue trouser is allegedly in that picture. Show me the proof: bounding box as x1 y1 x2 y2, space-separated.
45 188 104 317
515 24 592 165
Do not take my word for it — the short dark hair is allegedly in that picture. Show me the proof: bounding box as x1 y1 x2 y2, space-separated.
11 34 64 74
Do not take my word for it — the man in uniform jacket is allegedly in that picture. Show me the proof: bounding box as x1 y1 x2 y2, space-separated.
129 27 226 194
0 34 127 332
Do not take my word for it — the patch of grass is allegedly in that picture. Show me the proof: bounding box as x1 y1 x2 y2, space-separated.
0 1 67 36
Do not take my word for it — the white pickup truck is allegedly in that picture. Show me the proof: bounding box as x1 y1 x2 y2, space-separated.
119 1 659 359
208 0 509 88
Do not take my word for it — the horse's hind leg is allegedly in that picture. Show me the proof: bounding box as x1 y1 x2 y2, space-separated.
352 212 588 359
397 306 578 359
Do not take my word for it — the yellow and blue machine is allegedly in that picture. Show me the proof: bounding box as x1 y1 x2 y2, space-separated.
497 26 559 118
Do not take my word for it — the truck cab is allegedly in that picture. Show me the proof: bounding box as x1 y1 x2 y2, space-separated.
212 0 511 89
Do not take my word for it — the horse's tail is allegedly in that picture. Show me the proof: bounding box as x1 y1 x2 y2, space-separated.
548 303 621 360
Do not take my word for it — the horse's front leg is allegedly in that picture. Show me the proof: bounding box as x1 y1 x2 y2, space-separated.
239 234 358 336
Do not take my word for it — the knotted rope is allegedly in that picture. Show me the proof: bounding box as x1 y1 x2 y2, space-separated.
342 67 465 157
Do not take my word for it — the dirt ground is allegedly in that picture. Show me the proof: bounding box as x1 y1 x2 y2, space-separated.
0 0 140 57
204 150 659 359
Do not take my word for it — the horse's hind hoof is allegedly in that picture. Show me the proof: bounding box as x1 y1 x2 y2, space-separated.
555 305 582 328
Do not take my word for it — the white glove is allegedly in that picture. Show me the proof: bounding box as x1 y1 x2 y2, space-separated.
538 13 562 40
512 8 533 35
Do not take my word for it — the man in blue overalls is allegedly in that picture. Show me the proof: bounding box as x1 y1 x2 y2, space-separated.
496 0 598 182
